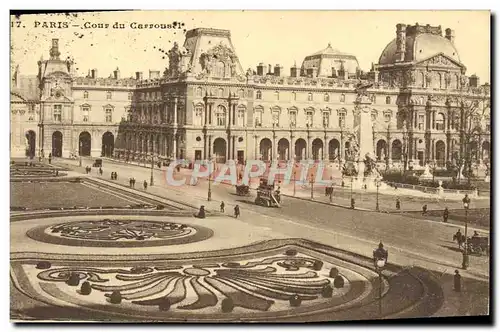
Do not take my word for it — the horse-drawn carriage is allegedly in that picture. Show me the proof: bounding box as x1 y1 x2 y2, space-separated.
235 184 250 196
453 232 489 256
254 178 281 208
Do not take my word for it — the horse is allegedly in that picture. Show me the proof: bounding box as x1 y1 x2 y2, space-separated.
453 233 466 249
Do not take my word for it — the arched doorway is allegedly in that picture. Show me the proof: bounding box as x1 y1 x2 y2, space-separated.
79 131 92 156
277 138 289 161
259 138 272 161
328 139 340 161
312 138 323 161
25 130 36 158
435 140 446 167
482 141 490 161
52 131 63 157
376 140 387 161
295 138 307 161
101 132 115 157
391 139 402 161
213 138 227 164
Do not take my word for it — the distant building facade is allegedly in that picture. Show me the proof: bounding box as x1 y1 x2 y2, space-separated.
11 24 491 170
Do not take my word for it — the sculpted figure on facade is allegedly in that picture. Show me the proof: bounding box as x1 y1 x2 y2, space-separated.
425 68 433 87
168 42 182 78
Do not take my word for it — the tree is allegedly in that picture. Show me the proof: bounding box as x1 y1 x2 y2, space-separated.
448 83 490 185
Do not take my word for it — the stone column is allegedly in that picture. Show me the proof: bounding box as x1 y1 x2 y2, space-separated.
254 135 259 159
208 135 212 158
290 134 295 161
227 134 231 161
209 103 213 125
307 134 311 159
232 135 236 160
387 138 392 161
173 97 178 125
233 104 237 126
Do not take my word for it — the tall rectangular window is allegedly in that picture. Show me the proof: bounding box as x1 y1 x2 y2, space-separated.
322 112 330 127
82 107 89 122
105 108 113 122
53 105 62 121
106 91 112 100
418 114 425 130
306 111 313 126
338 112 346 127
289 111 297 127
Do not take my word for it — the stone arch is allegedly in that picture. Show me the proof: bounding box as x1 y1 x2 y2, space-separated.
259 138 273 161
213 137 227 163
312 138 323 161
391 139 402 161
79 131 92 156
52 131 63 157
25 130 36 158
328 138 340 161
376 139 387 161
295 138 307 161
102 131 115 157
277 138 289 161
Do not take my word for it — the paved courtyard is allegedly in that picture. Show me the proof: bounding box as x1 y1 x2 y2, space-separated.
9 157 490 321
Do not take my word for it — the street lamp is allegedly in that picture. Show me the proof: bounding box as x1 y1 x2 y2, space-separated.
373 242 388 318
310 174 314 200
150 154 155 186
208 155 214 201
375 176 381 211
462 197 470 269
402 123 408 174
292 169 296 197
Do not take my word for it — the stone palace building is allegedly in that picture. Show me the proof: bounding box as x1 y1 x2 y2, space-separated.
11 24 491 170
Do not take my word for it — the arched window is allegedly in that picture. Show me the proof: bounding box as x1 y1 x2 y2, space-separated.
435 113 445 130
340 94 345 103
256 90 262 100
324 93 330 102
308 93 313 101
83 91 89 99
274 91 279 101
106 91 112 100
385 96 391 104
215 105 226 126
215 61 225 77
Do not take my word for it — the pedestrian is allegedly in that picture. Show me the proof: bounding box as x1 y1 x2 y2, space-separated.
341 180 345 188
234 204 240 218
422 204 428 215
48 153 52 164
129 178 133 188
453 270 461 292
462 194 471 209
111 172 114 180
194 205 206 219
220 201 225 213
115 172 118 180
351 198 355 209
396 198 401 210
99 167 103 176
55 170 59 177
443 207 449 223
143 180 148 190
132 178 136 188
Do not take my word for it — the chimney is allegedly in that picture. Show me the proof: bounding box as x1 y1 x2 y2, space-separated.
445 28 455 44
395 23 407 62
338 62 346 80
469 74 479 88
149 70 160 79
135 71 143 80
331 67 337 78
290 64 298 77
113 67 120 79
91 69 98 79
257 63 265 76
274 64 283 77
268 64 273 75
50 38 61 60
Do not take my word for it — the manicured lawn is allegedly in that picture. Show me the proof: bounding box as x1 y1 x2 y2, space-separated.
10 182 135 209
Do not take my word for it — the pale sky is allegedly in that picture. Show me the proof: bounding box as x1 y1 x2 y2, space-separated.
10 10 490 82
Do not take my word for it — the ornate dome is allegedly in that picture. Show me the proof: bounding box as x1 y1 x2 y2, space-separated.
301 43 360 77
378 25 461 65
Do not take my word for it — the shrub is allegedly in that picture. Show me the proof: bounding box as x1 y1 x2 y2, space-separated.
313 260 323 271
322 285 333 298
333 276 345 288
66 272 80 286
156 205 165 210
158 297 171 311
221 298 234 312
285 249 297 256
36 261 51 269
110 290 122 304
329 268 339 278
289 294 302 307
80 281 92 295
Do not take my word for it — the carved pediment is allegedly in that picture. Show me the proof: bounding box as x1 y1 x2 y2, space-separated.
417 53 463 68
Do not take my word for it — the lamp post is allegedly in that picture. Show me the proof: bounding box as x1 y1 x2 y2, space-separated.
208 155 214 201
150 154 154 186
373 243 388 319
462 197 470 269
293 169 296 197
402 123 408 174
375 175 381 211
350 176 353 202
310 174 314 200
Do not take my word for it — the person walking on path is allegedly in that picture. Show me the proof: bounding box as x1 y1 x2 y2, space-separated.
99 167 103 176
350 198 355 209
129 178 133 188
454 270 461 292
48 153 52 164
132 178 136 188
396 198 401 211
422 204 428 215
143 180 148 190
443 207 449 223
234 205 240 218
220 201 225 213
